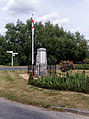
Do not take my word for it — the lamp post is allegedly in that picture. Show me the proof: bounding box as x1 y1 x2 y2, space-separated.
7 51 18 66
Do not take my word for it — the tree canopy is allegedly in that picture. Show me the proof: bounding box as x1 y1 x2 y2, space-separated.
0 19 88 65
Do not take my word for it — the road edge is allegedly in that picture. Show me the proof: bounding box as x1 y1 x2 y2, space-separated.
50 106 89 117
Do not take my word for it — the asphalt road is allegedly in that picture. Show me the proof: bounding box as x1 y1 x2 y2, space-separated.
0 67 28 71
0 66 60 71
0 98 89 119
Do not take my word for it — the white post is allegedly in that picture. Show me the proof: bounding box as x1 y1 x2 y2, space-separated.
32 14 34 74
32 25 34 69
7 51 18 66
12 53 13 66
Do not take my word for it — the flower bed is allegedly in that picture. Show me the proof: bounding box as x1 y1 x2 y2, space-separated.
29 73 89 94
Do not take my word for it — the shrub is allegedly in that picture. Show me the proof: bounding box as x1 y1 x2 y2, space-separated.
66 73 87 92
75 64 89 70
85 76 89 94
29 73 89 94
60 60 75 72
83 58 89 64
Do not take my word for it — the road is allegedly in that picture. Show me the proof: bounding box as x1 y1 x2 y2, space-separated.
0 66 60 71
0 67 28 71
0 98 88 119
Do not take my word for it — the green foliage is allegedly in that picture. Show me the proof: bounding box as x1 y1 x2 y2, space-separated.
0 19 88 65
85 76 89 94
60 60 74 72
48 55 57 64
75 64 89 70
66 73 86 92
83 58 89 64
29 73 89 93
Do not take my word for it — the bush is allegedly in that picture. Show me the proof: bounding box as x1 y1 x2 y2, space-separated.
85 76 89 94
29 73 89 93
83 58 89 64
60 60 75 72
66 73 87 92
75 64 89 70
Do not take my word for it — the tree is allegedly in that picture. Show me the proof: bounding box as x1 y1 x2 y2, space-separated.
0 19 88 65
4 19 32 65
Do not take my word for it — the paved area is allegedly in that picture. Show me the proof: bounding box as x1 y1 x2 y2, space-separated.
0 67 28 71
0 98 89 119
20 73 29 80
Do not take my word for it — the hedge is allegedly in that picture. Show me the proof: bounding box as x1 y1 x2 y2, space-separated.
75 64 89 70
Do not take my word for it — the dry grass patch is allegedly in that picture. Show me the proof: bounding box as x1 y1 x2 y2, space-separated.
57 69 89 77
0 70 89 110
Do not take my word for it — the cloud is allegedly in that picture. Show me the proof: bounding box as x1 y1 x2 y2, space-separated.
61 18 70 25
2 0 40 15
70 27 81 33
0 0 8 2
37 12 70 26
37 12 60 22
70 27 89 40
53 18 70 26
0 28 6 36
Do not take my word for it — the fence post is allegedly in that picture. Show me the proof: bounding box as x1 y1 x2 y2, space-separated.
50 64 51 75
33 65 34 76
28 64 30 73
55 64 56 75
39 64 40 76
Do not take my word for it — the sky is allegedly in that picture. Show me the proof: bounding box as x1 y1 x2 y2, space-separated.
0 0 89 41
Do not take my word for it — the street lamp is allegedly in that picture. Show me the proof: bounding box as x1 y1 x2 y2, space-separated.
7 51 18 66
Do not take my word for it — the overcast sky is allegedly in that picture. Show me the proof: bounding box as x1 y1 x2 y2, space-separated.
0 0 89 40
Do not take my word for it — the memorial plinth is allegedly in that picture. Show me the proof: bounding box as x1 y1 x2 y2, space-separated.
36 48 48 76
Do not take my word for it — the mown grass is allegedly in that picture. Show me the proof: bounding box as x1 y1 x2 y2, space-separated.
0 70 89 110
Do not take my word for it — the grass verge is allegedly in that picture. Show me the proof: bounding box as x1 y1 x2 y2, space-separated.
0 70 89 111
